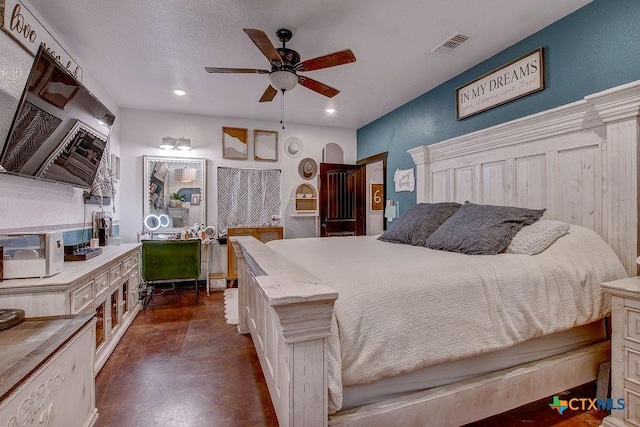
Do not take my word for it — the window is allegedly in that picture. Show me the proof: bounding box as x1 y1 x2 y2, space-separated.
217 167 281 235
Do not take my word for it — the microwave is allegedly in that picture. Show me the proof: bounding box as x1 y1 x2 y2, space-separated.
0 232 64 279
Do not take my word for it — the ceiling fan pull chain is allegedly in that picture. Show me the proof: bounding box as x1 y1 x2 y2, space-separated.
281 90 286 129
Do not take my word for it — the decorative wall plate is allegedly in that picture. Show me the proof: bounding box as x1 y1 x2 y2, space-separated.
298 158 317 180
285 137 303 158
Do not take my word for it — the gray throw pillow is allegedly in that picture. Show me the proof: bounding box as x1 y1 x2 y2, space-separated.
425 202 545 255
378 202 462 246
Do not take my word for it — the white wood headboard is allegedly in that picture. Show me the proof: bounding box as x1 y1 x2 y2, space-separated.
409 80 640 275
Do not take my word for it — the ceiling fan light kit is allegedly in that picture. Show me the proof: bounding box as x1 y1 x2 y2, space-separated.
205 28 356 127
269 70 298 91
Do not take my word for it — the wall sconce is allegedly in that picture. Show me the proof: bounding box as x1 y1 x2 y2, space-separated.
160 136 191 151
384 200 399 222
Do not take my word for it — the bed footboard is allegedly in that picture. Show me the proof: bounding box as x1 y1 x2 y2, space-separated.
232 236 338 427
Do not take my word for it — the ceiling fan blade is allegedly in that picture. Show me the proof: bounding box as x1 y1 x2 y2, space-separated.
296 49 356 72
244 29 283 66
205 67 269 74
259 85 278 102
298 75 340 98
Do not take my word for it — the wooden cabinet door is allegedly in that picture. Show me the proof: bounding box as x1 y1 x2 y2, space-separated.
319 163 366 237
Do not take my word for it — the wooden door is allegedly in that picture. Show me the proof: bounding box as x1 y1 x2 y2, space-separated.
319 163 365 237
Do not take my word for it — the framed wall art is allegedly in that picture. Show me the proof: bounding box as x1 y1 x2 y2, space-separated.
371 183 383 211
28 55 49 93
38 66 81 109
456 47 544 120
254 129 278 161
222 127 248 160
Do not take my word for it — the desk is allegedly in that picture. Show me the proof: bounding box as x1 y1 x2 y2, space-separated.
227 226 283 285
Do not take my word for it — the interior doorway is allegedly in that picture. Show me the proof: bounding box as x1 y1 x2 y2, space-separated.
357 152 388 235
318 152 388 237
319 163 365 236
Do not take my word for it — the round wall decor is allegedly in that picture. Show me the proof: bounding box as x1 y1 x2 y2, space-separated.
284 137 303 158
298 158 317 180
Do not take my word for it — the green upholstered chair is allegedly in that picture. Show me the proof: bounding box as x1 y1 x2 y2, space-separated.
141 239 201 308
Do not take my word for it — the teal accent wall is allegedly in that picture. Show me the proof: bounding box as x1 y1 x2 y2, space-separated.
357 0 640 213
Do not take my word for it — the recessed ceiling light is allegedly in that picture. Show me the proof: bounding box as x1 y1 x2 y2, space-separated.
326 108 336 114
174 89 186 96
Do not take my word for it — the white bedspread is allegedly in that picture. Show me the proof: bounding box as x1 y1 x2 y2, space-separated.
266 225 627 413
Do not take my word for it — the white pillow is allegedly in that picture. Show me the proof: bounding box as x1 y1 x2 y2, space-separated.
506 220 570 255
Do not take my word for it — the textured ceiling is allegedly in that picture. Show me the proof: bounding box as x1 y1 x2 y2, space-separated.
27 0 591 129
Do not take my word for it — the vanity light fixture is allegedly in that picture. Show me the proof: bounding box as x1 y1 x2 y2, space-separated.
160 137 175 150
160 136 191 151
175 137 191 151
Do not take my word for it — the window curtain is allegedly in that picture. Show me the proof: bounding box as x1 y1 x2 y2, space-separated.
217 167 281 235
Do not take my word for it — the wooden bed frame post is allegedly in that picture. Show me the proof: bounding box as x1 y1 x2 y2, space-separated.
232 236 338 427
585 84 640 276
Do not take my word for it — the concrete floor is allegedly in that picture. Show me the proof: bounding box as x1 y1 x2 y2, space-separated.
95 288 607 427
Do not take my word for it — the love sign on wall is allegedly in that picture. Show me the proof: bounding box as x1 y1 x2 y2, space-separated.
0 0 83 81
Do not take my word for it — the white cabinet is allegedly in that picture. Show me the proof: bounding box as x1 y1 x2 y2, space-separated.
0 315 97 427
291 183 318 216
0 244 141 374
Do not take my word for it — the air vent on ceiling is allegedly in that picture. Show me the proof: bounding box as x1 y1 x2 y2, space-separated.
430 32 469 54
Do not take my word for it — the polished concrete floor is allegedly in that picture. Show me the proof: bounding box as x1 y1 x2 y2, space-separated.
95 288 277 426
95 289 607 427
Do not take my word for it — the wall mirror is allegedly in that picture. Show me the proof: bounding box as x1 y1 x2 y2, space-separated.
143 156 207 232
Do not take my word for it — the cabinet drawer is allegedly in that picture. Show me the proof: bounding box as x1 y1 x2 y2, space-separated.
109 263 123 285
123 256 134 274
130 268 139 284
625 388 640 426
131 252 139 267
627 308 640 344
94 270 110 298
627 348 640 387
71 281 94 314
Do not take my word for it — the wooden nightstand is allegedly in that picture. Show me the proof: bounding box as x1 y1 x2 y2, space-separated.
601 277 640 427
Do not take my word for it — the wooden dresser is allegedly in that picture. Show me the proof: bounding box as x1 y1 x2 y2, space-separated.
227 226 283 284
0 244 141 374
0 314 97 427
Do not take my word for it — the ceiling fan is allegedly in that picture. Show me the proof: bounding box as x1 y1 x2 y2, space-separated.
205 28 356 103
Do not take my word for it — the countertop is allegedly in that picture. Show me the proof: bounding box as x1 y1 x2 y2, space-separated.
0 314 94 401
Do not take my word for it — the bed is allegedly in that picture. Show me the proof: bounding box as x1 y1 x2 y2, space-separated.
231 80 640 426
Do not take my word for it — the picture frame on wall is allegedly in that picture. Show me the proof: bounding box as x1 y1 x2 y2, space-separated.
254 129 278 161
371 183 383 211
222 127 248 160
38 66 81 109
455 47 544 120
28 56 49 93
